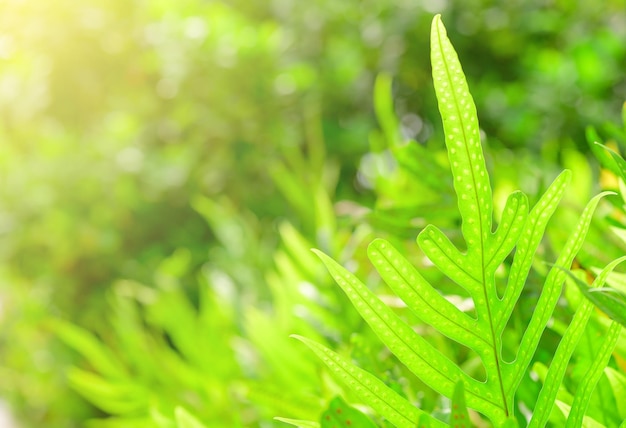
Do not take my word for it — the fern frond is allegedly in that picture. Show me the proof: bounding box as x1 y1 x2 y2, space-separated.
291 334 447 428
566 321 622 428
529 256 626 427
295 14 614 425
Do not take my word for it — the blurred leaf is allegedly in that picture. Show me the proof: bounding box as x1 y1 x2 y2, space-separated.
278 221 321 280
554 401 605 428
319 396 377 428
275 417 320 428
566 321 622 427
67 368 148 415
586 126 617 175
450 382 471 428
594 142 626 185
604 367 626 420
175 407 208 428
49 319 127 380
155 248 192 286
392 142 453 193
373 73 401 149
84 416 154 428
562 267 626 327
368 201 458 234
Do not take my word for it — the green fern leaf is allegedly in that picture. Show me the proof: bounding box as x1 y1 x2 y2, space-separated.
274 418 320 428
291 334 447 428
450 381 471 428
566 321 622 428
594 142 626 185
605 367 626 420
431 15 491 256
494 170 570 333
319 396 377 428
503 191 613 401
368 238 483 352
297 14 612 425
529 257 626 427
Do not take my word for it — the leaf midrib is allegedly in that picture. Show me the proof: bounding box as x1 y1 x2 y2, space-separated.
435 19 509 418
333 261 502 411
295 335 424 428
376 248 490 349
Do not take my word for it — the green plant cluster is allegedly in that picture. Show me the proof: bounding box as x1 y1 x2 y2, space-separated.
290 16 626 427
1 1 626 427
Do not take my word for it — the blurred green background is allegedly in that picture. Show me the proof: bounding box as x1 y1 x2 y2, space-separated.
0 0 625 426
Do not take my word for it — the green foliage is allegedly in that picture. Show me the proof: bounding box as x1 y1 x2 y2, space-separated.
50 253 245 427
319 396 377 428
295 15 625 426
174 407 209 428
587 102 626 180
48 139 372 427
274 418 320 428
367 73 457 238
293 334 441 428
528 258 626 427
2 2 626 427
563 268 626 329
565 320 621 428
449 382 471 428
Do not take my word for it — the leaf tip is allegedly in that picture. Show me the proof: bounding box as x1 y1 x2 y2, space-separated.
431 14 444 34
310 248 324 258
367 238 387 251
311 249 343 274
599 190 618 199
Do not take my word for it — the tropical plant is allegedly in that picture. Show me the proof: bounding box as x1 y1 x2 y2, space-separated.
289 15 625 427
